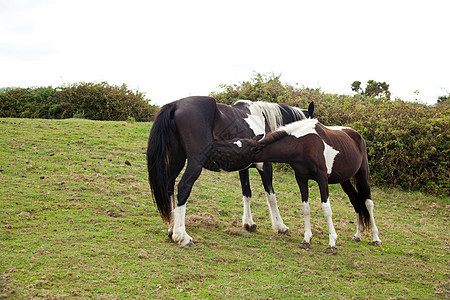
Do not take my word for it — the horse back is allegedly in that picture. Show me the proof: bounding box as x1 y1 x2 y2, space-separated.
316 124 365 154
172 96 217 155
213 102 263 140
316 124 368 181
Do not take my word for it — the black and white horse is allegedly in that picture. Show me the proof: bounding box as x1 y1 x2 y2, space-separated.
212 118 382 254
147 96 313 246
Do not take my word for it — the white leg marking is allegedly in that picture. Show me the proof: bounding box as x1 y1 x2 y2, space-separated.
266 192 289 234
242 196 256 229
321 199 337 247
168 195 175 236
302 201 312 243
365 199 381 244
352 212 363 242
171 204 193 246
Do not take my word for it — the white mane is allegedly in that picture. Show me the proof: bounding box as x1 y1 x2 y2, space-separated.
239 100 306 130
278 118 319 138
253 102 283 131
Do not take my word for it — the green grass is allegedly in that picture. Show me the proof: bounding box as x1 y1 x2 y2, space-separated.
0 118 449 299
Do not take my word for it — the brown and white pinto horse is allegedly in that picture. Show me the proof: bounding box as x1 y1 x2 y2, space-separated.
147 96 313 246
211 118 381 254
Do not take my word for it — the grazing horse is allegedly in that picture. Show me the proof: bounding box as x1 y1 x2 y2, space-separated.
147 96 313 246
211 118 382 254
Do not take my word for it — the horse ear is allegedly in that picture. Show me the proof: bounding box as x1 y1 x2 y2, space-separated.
308 102 314 118
252 134 264 141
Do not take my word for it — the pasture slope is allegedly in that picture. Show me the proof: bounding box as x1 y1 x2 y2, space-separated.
0 118 448 299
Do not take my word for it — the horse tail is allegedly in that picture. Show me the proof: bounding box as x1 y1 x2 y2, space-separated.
353 135 372 232
354 178 371 231
147 102 177 223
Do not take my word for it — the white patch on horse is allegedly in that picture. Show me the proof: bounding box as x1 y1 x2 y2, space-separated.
323 141 339 175
171 204 193 246
255 162 264 171
168 194 176 236
242 195 255 228
233 140 242 148
281 118 318 138
365 199 381 244
321 199 337 247
302 201 312 243
325 125 351 131
242 102 266 136
265 192 289 233
353 212 363 241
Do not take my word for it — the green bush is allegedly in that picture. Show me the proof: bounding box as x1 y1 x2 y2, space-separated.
21 86 59 119
211 72 325 106
211 73 450 196
319 98 449 195
0 82 157 121
53 82 157 121
0 87 54 118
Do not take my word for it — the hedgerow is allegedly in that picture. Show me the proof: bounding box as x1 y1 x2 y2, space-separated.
0 82 157 121
210 73 449 196
1 76 448 195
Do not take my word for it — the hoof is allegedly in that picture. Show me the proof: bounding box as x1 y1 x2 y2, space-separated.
178 238 195 247
372 241 382 247
172 232 193 247
326 246 338 255
185 240 195 247
244 223 257 232
352 236 361 242
278 229 290 236
299 241 310 250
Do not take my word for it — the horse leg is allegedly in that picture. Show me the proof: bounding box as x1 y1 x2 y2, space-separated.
318 178 338 254
171 158 203 246
239 169 257 232
365 199 382 246
258 163 289 235
355 172 382 246
340 180 364 242
167 194 176 238
295 176 312 249
168 96 216 246
167 154 186 239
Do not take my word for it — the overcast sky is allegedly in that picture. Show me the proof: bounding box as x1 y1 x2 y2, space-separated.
1 0 449 105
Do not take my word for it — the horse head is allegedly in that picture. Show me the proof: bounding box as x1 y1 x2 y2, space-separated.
211 135 263 171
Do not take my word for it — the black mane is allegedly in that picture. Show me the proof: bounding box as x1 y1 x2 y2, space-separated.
279 104 307 125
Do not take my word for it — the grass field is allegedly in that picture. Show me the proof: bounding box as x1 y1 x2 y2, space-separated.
0 118 448 299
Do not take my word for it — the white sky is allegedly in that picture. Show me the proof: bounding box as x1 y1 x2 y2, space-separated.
1 0 449 105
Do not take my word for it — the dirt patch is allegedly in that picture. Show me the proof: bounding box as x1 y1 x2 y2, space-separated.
186 212 220 229
222 228 248 236
105 210 121 218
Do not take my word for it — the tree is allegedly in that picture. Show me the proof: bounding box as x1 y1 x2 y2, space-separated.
351 81 362 93
351 80 391 100
437 94 449 103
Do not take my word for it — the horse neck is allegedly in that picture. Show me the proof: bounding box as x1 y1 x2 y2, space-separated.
259 130 289 147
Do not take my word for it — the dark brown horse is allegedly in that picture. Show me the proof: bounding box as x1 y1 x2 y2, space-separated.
147 96 313 246
211 118 381 254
